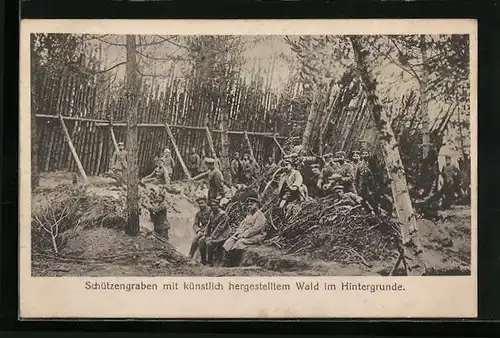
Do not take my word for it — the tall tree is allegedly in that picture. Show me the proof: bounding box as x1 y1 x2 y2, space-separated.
125 35 140 237
349 35 426 276
30 35 40 188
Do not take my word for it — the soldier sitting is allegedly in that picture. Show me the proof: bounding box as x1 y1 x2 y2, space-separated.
141 157 170 186
331 185 375 215
199 198 231 267
223 197 267 267
188 198 211 262
334 151 357 194
278 159 307 210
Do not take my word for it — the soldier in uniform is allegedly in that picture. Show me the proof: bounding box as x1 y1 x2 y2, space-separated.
230 151 242 184
355 149 376 212
160 149 175 183
334 150 356 194
278 159 306 210
141 156 170 185
317 153 337 189
188 147 201 177
188 198 211 262
198 199 231 266
110 141 128 186
142 188 170 239
206 158 225 201
331 185 375 214
307 163 323 198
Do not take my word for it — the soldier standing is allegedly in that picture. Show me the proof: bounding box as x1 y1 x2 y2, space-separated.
142 188 170 239
110 141 128 186
161 149 175 183
230 151 242 184
188 147 201 177
440 155 460 209
206 158 225 201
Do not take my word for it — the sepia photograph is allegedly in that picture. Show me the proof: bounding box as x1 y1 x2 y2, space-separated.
20 19 477 318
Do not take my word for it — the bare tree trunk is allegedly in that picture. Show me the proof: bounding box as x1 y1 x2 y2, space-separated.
420 35 431 159
300 89 318 153
31 92 39 188
349 35 426 276
125 35 140 237
31 38 40 189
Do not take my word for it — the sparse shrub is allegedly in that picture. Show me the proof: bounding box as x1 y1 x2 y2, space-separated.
31 183 126 254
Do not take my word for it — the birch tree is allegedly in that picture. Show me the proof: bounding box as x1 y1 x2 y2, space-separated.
349 35 426 276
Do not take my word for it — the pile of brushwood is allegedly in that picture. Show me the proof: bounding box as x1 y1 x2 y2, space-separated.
32 183 127 254
32 182 186 267
226 168 402 267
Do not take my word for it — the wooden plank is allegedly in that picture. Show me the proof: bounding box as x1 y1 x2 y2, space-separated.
58 115 88 183
36 114 105 123
165 123 192 180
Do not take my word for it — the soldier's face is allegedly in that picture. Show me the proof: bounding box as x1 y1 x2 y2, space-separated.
353 154 360 161
248 202 259 213
119 144 124 150
361 151 369 159
198 201 207 210
446 158 451 165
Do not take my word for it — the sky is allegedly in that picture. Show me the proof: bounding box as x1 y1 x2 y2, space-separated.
80 34 469 154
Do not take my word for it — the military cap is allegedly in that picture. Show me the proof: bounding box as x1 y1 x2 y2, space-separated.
205 157 216 164
332 185 344 191
352 150 360 156
118 141 124 146
245 196 262 206
208 199 220 206
335 151 346 157
310 163 320 169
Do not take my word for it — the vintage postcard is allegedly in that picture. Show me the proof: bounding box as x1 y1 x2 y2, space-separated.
19 19 477 318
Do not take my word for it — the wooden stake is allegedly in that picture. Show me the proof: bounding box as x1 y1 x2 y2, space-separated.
109 125 119 153
165 123 192 179
192 171 209 181
58 115 88 183
205 126 217 158
244 131 256 163
273 135 286 156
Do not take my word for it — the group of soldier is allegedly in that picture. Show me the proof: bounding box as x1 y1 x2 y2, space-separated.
188 195 267 267
276 148 377 215
107 140 469 267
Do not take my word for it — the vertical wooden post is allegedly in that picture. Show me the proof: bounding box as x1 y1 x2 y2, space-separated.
244 131 256 163
165 123 192 180
125 34 140 237
58 115 88 183
204 126 217 158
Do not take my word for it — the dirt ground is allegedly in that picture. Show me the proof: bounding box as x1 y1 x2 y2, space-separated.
31 172 472 277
